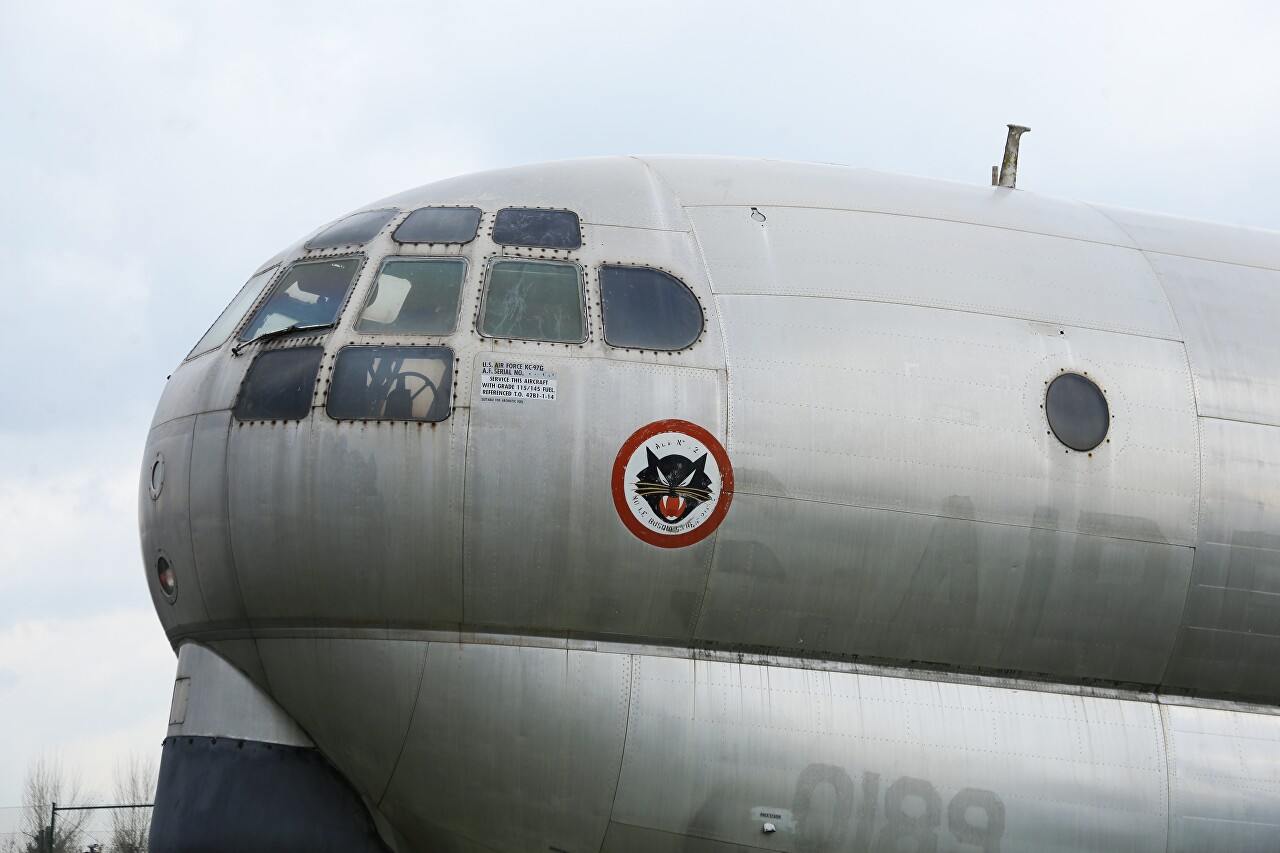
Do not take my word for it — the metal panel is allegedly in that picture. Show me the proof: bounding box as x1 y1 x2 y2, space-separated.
189 410 244 622
463 354 722 637
1165 419 1280 698
698 492 1193 683
168 642 312 746
1143 252 1280 426
1095 203 1280 271
1165 704 1280 851
151 343 254 429
257 638 428 803
139 415 211 631
719 295 1199 547
612 654 1169 852
643 155 1140 245
380 642 631 853
690 205 1179 338
375 156 689 232
227 408 468 625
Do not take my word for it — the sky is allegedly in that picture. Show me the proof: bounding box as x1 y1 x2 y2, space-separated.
2 0 1280 807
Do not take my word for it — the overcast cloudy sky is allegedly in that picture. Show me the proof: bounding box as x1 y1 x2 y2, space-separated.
2 0 1279 806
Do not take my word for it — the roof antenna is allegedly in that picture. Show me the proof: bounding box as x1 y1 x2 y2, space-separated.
992 124 1031 189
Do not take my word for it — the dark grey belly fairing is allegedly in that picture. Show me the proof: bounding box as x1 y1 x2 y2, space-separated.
150 735 389 853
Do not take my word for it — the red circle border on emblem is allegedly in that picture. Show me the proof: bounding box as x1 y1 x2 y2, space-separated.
611 419 735 549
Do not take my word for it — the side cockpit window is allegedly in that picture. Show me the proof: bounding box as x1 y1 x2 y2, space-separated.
240 258 362 343
357 258 465 335
394 207 481 244
305 209 398 249
233 347 324 421
492 208 581 249
187 265 277 360
480 260 584 343
327 346 453 422
599 265 703 350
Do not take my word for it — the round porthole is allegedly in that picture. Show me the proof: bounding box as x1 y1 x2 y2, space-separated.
1045 373 1109 452
157 555 177 601
149 452 165 500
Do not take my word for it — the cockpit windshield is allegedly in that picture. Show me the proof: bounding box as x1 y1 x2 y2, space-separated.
239 258 362 343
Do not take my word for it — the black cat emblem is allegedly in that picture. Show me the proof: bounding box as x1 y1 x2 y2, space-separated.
633 448 715 524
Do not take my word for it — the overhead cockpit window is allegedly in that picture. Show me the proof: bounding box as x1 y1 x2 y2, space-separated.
480 260 585 343
393 207 482 244
239 258 362 343
327 346 454 422
233 347 324 421
1045 372 1110 452
492 208 581 249
356 258 466 335
305 209 398 250
186 265 278 360
599 266 704 350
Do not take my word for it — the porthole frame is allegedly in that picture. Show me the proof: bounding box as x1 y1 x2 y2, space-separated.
1043 370 1111 454
155 549 178 604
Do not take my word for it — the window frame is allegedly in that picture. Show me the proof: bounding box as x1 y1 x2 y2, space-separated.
597 264 705 352
477 257 588 345
353 255 469 337
491 207 582 250
236 254 365 344
325 344 456 423
392 206 483 245
185 264 280 362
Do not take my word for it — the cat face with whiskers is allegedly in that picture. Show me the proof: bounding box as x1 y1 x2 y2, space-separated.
633 448 714 524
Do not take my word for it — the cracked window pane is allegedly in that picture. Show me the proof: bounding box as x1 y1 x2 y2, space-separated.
240 257 361 342
600 265 703 350
357 258 466 335
480 260 584 343
327 346 454 422
492 208 581 249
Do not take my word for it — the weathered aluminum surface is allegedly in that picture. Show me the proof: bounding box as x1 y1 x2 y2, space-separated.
167 641 311 746
688 204 1179 337
1141 251 1280 427
715 294 1198 544
1165 703 1280 850
463 355 722 635
256 638 428 803
1164 417 1280 698
381 642 632 852
138 156 1280 850
997 124 1031 189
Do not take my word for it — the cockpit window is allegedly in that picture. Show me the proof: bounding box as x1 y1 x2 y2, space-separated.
599 266 703 350
480 260 584 343
327 346 454 422
187 266 277 360
305 209 398 249
233 347 323 421
393 207 482 244
356 258 465 335
239 258 362 343
492 208 581 249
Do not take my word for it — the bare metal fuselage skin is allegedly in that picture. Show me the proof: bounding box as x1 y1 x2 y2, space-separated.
141 157 1280 851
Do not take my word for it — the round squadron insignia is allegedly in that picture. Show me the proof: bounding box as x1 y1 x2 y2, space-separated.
611 419 734 548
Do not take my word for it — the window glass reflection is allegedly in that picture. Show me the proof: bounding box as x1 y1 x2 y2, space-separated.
233 347 324 421
187 266 277 359
600 265 703 350
492 208 581 249
327 346 454 422
357 258 465 335
305 209 398 249
239 258 361 342
480 260 584 343
393 207 481 244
